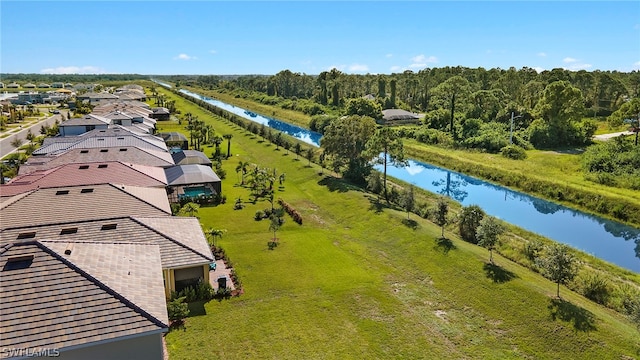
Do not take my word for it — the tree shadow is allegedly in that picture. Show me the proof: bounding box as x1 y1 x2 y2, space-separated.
366 196 384 213
483 263 517 283
547 298 597 332
434 237 456 254
169 320 186 332
401 218 418 229
318 176 361 193
187 300 207 316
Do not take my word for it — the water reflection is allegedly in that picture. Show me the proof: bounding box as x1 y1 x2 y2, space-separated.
431 172 469 202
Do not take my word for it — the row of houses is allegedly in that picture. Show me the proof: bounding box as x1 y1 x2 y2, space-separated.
0 86 221 359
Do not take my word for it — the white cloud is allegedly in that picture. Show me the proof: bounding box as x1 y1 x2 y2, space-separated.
537 52 547 57
533 66 545 73
408 54 438 69
632 61 640 70
209 50 217 54
564 63 592 71
386 53 393 58
563 57 577 63
390 65 404 72
40 66 106 74
348 64 369 72
174 53 196 60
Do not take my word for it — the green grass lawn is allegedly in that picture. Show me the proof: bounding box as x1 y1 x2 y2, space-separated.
161 89 640 360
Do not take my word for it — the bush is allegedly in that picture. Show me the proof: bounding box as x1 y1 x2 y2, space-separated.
167 296 189 323
500 145 527 160
254 210 265 221
523 240 544 262
278 198 303 225
577 273 611 305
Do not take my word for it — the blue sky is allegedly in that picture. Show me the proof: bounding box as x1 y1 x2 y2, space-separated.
1 1 639 75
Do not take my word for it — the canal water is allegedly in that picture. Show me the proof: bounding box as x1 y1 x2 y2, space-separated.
164 84 640 273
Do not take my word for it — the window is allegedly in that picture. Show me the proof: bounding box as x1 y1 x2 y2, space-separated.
101 224 117 230
60 228 78 235
3 255 34 270
17 232 36 239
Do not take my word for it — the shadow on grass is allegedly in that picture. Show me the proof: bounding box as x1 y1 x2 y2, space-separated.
483 262 517 283
188 300 207 317
318 176 362 193
401 218 418 229
547 298 597 332
434 237 456 254
367 197 384 213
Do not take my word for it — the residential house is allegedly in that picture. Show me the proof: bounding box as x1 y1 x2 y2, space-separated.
58 114 111 136
0 240 168 359
381 109 422 124
18 146 176 175
0 161 168 198
6 83 19 89
22 83 36 89
0 184 171 229
0 216 214 298
151 107 171 121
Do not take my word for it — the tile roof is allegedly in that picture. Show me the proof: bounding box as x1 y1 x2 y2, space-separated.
165 165 221 186
0 217 213 269
0 184 170 229
19 147 175 175
0 241 167 351
1 161 167 197
36 135 168 156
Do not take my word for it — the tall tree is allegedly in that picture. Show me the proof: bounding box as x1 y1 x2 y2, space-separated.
223 134 233 158
476 216 504 263
432 76 472 139
458 205 485 244
365 127 407 203
536 244 579 298
321 115 377 183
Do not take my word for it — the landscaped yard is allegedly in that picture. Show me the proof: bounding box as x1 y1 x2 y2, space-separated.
160 88 640 360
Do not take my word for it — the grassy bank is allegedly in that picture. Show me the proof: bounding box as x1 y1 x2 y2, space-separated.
182 85 313 129
156 87 640 360
404 141 640 227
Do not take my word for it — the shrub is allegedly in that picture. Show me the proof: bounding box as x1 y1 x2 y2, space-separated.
167 296 189 323
500 145 527 160
278 198 303 225
578 273 611 305
523 240 544 262
254 210 265 221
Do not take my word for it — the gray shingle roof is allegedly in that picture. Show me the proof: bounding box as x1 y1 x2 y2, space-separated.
60 114 111 126
0 241 167 350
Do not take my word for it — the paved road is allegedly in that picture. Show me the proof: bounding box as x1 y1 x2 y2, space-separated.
0 114 61 158
593 131 633 141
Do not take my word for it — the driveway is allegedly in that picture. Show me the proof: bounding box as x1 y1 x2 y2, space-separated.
593 131 633 141
0 114 61 158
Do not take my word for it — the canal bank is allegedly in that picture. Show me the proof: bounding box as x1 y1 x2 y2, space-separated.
156 82 640 273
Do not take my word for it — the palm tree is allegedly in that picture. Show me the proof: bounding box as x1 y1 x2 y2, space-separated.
178 202 200 218
212 135 224 159
236 161 249 185
205 228 227 247
223 134 233 158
